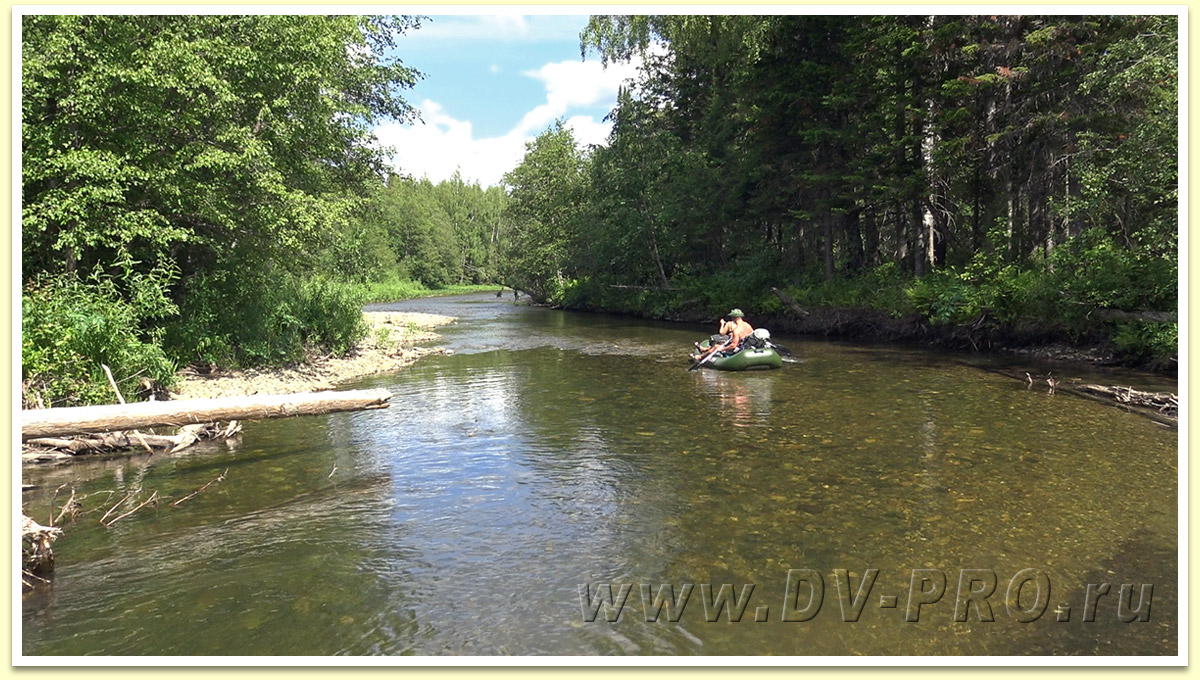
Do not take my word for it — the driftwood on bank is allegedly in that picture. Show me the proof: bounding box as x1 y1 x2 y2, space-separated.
26 421 242 457
22 514 61 585
771 287 811 319
1092 309 1176 324
1077 384 1178 417
21 389 392 441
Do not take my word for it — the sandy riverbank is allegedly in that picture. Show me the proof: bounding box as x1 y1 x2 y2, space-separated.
169 311 456 400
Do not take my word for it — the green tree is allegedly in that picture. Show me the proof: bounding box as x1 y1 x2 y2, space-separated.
23 15 423 280
432 170 508 284
22 14 424 376
501 121 587 303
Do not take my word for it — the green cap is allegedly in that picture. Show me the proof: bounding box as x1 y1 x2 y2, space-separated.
728 308 744 318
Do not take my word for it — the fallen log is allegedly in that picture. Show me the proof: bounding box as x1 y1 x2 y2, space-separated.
25 421 242 457
1092 309 1176 324
606 284 679 291
771 287 811 319
1077 384 1178 416
21 389 391 441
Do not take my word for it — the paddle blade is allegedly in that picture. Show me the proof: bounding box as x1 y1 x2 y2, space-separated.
768 342 794 357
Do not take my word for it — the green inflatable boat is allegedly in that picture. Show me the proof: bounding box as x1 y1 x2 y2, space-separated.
690 339 783 371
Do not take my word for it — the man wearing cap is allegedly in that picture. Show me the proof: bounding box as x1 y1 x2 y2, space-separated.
694 308 755 361
719 309 754 348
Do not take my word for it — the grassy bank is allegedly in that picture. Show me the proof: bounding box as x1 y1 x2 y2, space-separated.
359 276 503 304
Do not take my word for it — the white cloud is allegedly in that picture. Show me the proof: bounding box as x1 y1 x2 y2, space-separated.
380 57 641 187
563 115 612 149
516 58 640 136
377 100 528 188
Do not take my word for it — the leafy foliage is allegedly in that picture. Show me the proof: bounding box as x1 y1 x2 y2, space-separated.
21 14 426 389
163 269 366 367
22 15 423 282
22 271 177 408
360 277 500 304
501 122 587 303
1111 321 1177 363
1049 228 1176 312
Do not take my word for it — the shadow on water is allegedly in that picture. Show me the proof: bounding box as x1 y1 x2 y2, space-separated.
23 293 1179 656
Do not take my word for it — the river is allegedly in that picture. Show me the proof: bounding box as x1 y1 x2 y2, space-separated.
20 293 1179 657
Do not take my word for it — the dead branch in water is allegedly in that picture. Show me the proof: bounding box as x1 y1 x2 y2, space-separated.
102 491 159 527
1025 372 1060 394
24 421 243 459
50 484 79 526
172 470 228 507
98 490 137 526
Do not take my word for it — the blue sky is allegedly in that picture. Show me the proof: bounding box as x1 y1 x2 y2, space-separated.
375 14 642 188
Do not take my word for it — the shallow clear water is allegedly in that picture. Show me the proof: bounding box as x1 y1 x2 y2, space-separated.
21 294 1178 656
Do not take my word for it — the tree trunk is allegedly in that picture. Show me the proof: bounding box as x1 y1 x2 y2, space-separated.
845 208 864 275
864 208 880 267
822 212 835 281
913 199 927 278
21 389 392 441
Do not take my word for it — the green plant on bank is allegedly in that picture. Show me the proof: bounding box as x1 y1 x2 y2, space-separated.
164 269 367 368
1048 228 1176 313
372 325 394 350
359 275 502 304
22 269 178 408
780 263 913 317
1111 321 1177 362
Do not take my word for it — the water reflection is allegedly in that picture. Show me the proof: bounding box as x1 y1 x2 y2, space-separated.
695 370 778 428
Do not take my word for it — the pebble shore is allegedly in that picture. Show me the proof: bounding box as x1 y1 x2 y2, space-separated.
169 311 456 400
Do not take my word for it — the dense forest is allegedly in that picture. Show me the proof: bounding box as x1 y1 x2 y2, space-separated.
21 14 1179 407
501 15 1178 365
20 15 509 407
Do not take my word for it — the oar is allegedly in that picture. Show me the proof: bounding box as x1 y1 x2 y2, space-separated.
689 340 732 371
766 340 794 357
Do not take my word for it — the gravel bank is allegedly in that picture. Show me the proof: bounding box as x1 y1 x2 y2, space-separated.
169 311 456 400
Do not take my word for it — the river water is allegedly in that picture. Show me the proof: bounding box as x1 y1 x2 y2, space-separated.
20 293 1179 657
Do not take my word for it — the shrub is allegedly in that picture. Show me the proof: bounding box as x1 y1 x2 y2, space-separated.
1050 228 1176 312
1111 321 1177 363
165 268 366 367
296 276 367 356
905 271 972 324
779 264 914 317
360 275 428 304
22 271 177 408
